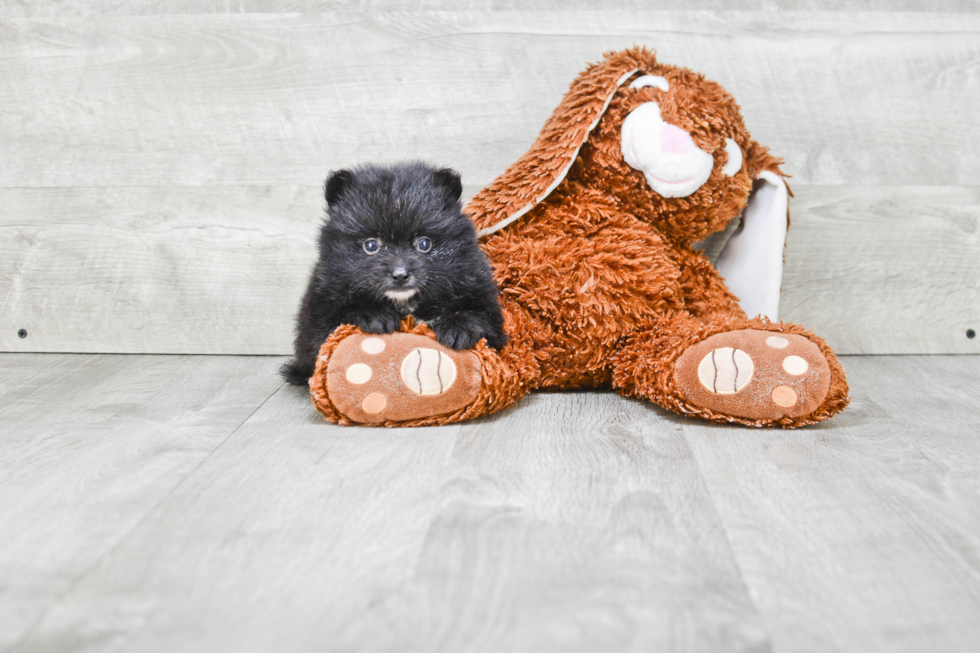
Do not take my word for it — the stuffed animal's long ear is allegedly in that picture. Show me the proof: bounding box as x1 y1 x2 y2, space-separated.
715 171 789 321
466 48 657 236
325 169 354 207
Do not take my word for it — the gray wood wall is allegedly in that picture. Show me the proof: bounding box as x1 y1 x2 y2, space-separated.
2 1 978 356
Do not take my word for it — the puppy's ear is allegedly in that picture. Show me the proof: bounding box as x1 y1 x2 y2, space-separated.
434 167 463 202
325 169 354 206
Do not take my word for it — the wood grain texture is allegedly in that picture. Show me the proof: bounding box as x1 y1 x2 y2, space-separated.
2 10 978 356
682 354 980 653
3 185 976 355
8 380 770 653
6 0 980 16
779 186 980 355
1 11 978 188
4 353 979 652
0 185 324 355
0 353 284 652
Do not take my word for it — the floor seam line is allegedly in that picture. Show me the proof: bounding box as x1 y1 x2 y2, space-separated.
678 425 778 653
8 380 285 651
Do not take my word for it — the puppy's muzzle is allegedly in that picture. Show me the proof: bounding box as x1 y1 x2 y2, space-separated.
390 266 412 286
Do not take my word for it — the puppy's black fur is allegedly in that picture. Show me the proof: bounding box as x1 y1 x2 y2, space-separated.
281 162 507 385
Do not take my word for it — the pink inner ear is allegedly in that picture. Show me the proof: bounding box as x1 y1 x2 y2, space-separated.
660 124 694 154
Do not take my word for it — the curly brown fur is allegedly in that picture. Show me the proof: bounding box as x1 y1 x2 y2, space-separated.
308 48 848 427
470 47 845 426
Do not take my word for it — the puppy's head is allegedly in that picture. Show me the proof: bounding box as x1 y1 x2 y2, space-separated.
321 162 475 305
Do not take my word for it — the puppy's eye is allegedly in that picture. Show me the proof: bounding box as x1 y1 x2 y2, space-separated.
363 238 380 255
415 237 432 253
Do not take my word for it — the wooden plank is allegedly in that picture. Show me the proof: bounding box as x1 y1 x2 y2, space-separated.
12 388 771 652
681 355 980 653
0 185 324 355
5 1 980 16
3 184 976 355
2 10 977 356
0 11 978 188
0 353 283 651
780 185 980 355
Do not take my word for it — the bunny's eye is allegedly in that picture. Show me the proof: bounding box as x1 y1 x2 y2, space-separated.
630 75 670 92
363 239 380 255
415 237 432 253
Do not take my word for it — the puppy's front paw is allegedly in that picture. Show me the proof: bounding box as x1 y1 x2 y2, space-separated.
432 323 480 350
354 312 401 335
431 317 488 351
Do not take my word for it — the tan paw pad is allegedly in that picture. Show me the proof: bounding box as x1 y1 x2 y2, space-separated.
674 329 832 421
361 392 387 413
771 386 798 407
325 333 483 424
361 337 386 355
345 363 372 384
782 355 808 376
697 347 754 395
401 348 457 395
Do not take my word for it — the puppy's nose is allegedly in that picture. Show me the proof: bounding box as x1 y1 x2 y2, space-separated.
391 267 410 284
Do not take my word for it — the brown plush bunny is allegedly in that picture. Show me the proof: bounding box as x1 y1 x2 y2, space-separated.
308 47 850 428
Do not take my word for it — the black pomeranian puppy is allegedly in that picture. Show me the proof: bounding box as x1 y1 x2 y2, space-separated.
281 162 507 385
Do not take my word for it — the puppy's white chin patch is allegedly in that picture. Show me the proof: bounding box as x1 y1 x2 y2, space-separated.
385 288 418 303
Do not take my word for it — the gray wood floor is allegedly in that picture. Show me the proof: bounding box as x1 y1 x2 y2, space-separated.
2 353 978 653
2 3 979 651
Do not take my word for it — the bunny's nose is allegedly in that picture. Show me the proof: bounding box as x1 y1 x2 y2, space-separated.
661 124 696 154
